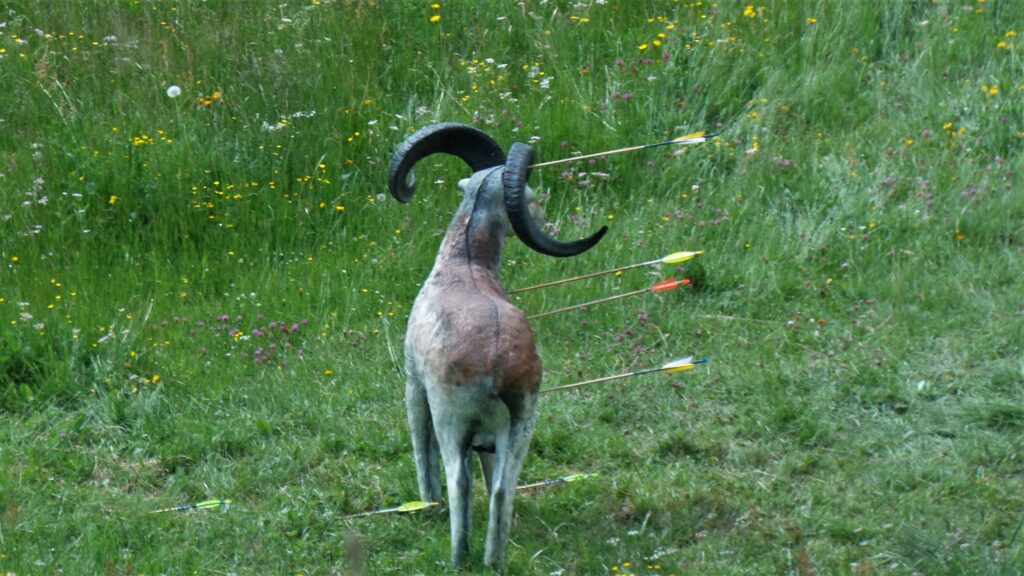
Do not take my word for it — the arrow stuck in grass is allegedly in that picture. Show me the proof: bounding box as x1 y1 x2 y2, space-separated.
527 278 689 320
509 250 703 295
542 357 709 394
151 499 232 514
517 472 600 491
345 474 600 518
529 131 717 169
343 500 440 518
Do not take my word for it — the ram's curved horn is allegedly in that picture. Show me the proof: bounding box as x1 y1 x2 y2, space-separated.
388 122 507 203
503 142 607 257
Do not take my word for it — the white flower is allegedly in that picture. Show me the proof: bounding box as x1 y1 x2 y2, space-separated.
166 85 182 98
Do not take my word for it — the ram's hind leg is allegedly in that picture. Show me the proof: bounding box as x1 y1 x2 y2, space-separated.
437 427 474 567
484 398 538 569
406 373 441 503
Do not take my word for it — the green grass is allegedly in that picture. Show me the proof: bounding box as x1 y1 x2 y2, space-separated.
2 1 1023 574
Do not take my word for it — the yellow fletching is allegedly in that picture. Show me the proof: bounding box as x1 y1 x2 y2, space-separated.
660 250 704 264
396 501 439 513
662 357 696 372
672 131 707 142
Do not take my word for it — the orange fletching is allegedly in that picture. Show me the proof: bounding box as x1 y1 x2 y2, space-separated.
650 278 690 292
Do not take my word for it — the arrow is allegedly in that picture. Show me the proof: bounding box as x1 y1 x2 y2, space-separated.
343 500 440 518
529 131 717 169
509 250 703 294
517 472 600 491
344 473 600 519
151 499 232 514
542 357 709 393
528 278 689 320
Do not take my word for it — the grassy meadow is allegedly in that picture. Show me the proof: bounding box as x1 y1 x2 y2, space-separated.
2 0 1023 573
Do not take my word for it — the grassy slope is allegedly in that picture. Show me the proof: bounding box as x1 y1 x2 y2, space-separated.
1 1 1022 574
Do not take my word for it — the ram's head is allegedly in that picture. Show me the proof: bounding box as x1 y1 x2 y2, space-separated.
387 122 606 257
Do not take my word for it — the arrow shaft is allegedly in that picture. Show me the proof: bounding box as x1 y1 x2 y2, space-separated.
541 365 661 393
527 286 650 320
509 260 656 295
528 142 656 168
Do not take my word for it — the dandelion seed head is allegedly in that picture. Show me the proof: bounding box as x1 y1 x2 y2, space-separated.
166 85 182 98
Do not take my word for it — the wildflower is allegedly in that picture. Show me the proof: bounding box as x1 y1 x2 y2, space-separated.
430 14 441 23
743 5 755 17
806 17 817 24
108 195 118 205
166 85 181 98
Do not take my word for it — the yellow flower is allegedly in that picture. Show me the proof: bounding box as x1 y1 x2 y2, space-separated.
743 5 755 17
430 14 441 23
639 43 649 50
806 17 817 24
109 195 119 205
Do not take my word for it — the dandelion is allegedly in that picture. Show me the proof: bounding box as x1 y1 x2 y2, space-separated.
430 14 441 23
806 17 817 24
108 195 118 205
743 5 755 17
166 85 181 98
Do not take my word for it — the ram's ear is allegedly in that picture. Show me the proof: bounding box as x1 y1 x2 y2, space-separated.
388 123 506 203
503 142 607 257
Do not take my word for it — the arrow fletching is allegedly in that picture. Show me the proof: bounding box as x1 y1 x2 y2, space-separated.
661 357 710 373
395 501 440 513
671 131 717 145
650 278 690 292
660 250 704 265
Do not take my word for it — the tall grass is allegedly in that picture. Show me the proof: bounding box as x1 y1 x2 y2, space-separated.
2 1 1022 574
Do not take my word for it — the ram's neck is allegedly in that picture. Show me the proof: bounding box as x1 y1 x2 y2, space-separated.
433 207 505 281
